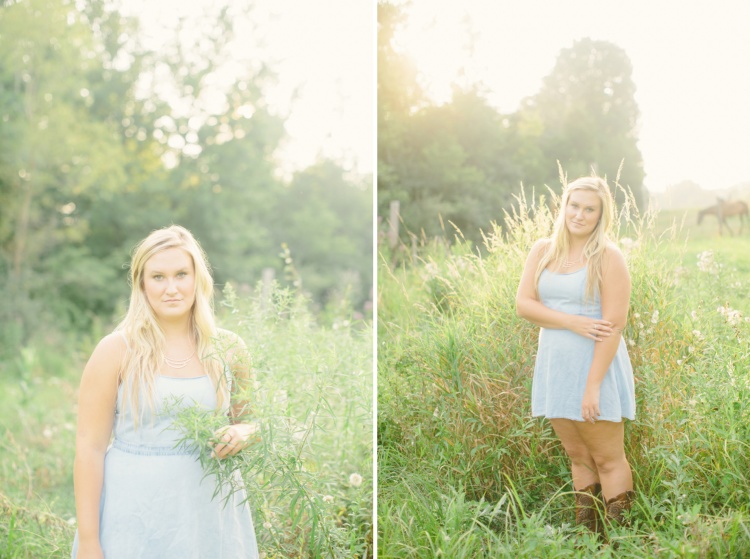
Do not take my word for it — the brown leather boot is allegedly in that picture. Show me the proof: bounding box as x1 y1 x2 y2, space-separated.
574 483 604 537
605 490 635 527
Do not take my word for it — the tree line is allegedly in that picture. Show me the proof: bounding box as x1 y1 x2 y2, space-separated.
0 0 372 358
378 2 646 246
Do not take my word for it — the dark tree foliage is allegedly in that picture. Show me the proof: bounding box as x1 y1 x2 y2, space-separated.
377 3 645 246
0 0 372 355
524 38 646 206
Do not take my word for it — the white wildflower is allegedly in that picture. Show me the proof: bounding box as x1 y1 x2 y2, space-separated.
349 473 363 487
718 305 743 325
697 251 718 274
651 310 659 324
323 495 334 504
691 311 698 320
620 237 639 256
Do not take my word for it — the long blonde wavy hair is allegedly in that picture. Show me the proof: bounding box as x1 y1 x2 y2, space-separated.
115 225 227 424
534 176 615 301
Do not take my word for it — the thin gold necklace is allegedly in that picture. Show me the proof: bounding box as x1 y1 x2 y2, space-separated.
163 349 196 369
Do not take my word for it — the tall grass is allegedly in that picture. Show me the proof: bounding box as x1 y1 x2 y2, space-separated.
378 189 750 557
0 283 372 559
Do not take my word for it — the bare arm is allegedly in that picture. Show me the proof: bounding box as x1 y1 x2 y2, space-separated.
73 333 122 555
581 246 631 421
516 239 613 340
213 330 258 459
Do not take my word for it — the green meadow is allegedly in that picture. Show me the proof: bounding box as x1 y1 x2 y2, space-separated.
378 195 750 558
0 286 372 559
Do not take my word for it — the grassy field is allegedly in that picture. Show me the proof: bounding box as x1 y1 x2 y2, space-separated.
378 198 750 558
0 285 372 559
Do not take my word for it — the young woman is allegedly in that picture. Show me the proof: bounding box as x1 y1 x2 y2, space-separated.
516 176 636 538
72 225 259 558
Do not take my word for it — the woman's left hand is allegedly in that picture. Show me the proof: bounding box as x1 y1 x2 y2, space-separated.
581 385 600 423
211 422 260 459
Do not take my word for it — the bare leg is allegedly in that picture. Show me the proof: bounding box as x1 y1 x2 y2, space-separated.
549 418 599 489
575 420 633 501
550 418 633 500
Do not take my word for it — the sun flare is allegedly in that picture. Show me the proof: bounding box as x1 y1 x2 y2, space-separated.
391 3 475 105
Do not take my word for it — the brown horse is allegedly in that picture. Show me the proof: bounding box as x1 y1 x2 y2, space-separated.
697 199 749 236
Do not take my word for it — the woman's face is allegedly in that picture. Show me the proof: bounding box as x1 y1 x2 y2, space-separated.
565 189 602 239
142 247 196 323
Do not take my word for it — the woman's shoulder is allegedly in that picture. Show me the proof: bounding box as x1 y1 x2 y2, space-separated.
82 331 128 380
529 238 552 256
96 331 129 356
214 328 249 356
602 241 628 271
215 328 244 345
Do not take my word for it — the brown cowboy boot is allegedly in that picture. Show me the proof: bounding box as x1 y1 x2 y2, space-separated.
605 490 635 527
574 483 604 537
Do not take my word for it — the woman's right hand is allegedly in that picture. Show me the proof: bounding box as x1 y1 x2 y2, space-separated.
76 540 104 559
568 316 613 341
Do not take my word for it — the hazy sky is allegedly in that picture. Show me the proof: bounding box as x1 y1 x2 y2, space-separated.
392 0 750 193
121 0 373 179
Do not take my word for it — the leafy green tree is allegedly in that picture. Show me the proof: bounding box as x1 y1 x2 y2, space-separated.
0 0 373 356
0 0 130 340
523 38 645 205
273 161 372 310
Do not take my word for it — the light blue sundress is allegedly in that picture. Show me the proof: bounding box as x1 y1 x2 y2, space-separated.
71 371 259 558
531 266 636 422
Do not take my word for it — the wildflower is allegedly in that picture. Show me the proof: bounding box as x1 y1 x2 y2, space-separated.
421 261 439 281
688 346 694 353
651 310 659 324
627 339 635 347
67 517 76 526
263 522 272 529
677 360 683 365
323 495 334 504
697 251 718 274
620 237 636 254
634 313 641 319
691 311 698 320
349 473 363 487
638 322 644 330
692 330 702 339
718 305 743 325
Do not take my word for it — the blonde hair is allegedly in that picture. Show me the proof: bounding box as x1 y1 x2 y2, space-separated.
534 176 614 300
115 225 227 424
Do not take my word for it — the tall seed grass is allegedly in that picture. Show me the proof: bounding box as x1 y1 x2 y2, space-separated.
0 283 372 559
378 188 750 557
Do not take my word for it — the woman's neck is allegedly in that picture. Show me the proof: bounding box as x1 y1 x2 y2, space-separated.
158 318 193 344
